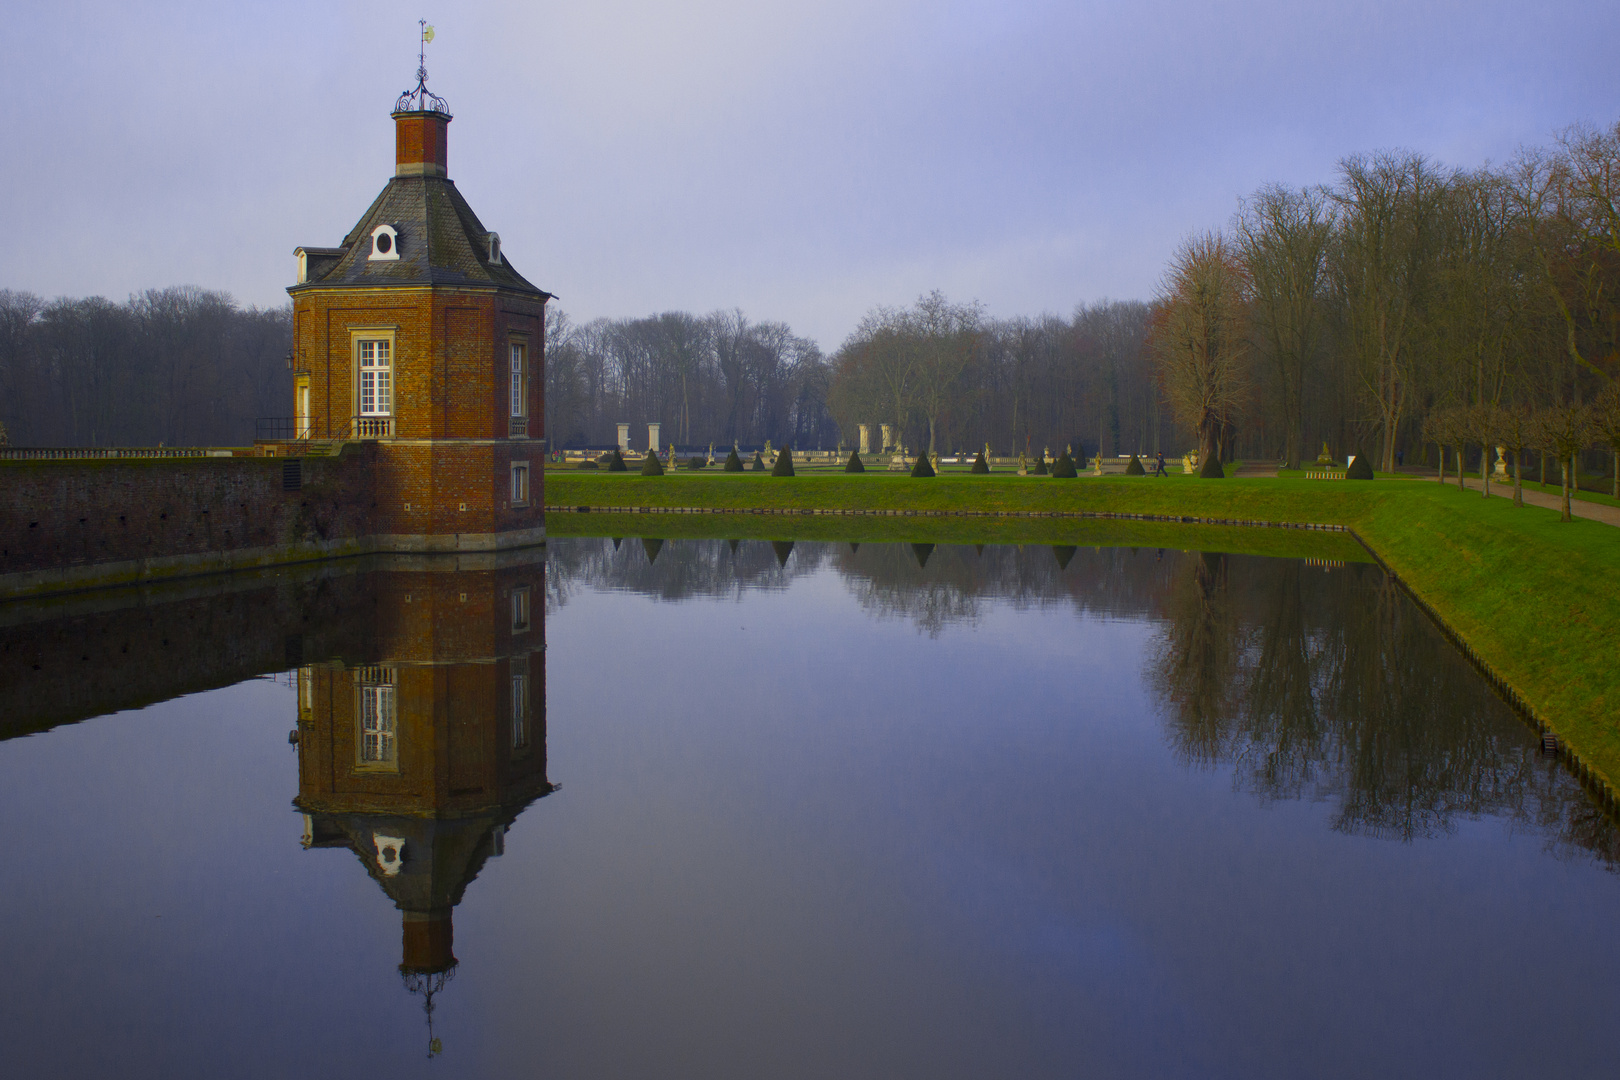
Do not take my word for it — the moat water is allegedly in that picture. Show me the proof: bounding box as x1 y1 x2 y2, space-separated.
2 537 1618 1078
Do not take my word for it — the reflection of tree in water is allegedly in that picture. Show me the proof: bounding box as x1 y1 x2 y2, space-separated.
546 537 1185 636
545 536 829 612
1149 554 1620 866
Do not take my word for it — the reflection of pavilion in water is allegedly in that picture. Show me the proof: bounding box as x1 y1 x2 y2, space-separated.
293 563 552 1056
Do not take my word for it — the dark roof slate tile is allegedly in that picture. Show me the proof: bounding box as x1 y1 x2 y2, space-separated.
291 176 548 297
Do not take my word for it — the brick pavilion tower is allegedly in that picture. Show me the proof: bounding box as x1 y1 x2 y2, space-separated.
286 65 550 551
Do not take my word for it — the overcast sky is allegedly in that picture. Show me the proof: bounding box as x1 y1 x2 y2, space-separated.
3 0 1618 350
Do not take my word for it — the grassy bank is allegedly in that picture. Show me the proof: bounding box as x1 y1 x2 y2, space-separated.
547 471 1620 802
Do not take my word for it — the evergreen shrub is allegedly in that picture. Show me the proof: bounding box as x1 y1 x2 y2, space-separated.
751 451 766 471
1033 456 1049 475
607 449 628 472
1126 454 1146 475
772 447 796 476
686 456 706 469
724 448 744 471
971 451 990 474
910 452 936 477
640 451 664 476
1347 451 1375 480
845 451 865 473
1052 450 1078 478
577 459 599 469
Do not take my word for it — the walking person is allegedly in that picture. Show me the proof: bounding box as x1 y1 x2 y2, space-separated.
1155 451 1168 477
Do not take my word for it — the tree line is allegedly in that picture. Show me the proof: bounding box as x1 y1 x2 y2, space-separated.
544 308 837 451
1152 120 1620 480
0 287 292 447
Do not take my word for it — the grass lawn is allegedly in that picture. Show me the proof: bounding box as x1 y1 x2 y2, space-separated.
547 469 1620 805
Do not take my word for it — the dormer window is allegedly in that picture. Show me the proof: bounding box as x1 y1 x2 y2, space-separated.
369 224 400 261
487 232 501 264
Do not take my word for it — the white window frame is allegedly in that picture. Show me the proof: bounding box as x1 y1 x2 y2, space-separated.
369 224 400 261
511 586 531 634
510 461 530 508
349 327 398 426
353 666 399 773
511 668 529 750
509 340 527 417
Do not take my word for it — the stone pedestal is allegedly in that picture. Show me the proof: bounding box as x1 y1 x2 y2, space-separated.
648 423 661 455
859 425 870 455
881 424 893 453
617 424 630 452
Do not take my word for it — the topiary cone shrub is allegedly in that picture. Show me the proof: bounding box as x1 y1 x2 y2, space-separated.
640 450 664 476
1346 451 1375 480
772 446 796 476
607 449 628 472
1197 454 1224 478
1033 456 1049 475
910 452 936 477
577 458 600 469
1052 450 1077 478
1126 454 1146 475
724 448 744 471
751 451 766 471
845 451 865 473
971 451 990 474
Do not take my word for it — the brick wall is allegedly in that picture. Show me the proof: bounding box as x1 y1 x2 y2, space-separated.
0 444 381 577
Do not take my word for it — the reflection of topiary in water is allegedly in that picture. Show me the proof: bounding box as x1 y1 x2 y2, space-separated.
1346 450 1375 480
910 452 935 477
1126 454 1146 475
771 540 794 566
607 449 628 472
911 542 935 568
724 448 744 471
971 451 990 474
1033 455 1048 475
751 451 766 471
1052 450 1077 478
640 451 664 476
1198 454 1224 478
845 451 865 472
1052 545 1077 570
641 537 664 564
772 446 796 476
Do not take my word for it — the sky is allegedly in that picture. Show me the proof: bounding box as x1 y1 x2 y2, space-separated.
3 0 1618 351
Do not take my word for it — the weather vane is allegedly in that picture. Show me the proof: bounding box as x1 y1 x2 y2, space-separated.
396 19 449 114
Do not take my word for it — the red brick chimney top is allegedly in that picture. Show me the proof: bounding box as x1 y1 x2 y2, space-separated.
393 109 450 179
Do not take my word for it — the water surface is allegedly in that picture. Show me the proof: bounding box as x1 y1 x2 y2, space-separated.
1 539 1616 1078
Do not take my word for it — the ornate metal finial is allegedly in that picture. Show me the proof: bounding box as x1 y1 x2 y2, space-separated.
395 20 449 114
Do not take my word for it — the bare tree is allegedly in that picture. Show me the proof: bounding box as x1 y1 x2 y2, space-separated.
1235 184 1333 469
1151 232 1251 474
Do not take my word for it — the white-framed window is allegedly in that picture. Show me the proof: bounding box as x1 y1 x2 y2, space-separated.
511 670 529 750
355 666 397 770
510 342 527 417
510 462 530 507
369 224 400 261
511 586 531 633
359 339 392 416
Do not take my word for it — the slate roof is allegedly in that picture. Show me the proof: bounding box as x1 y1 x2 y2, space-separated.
290 175 550 297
